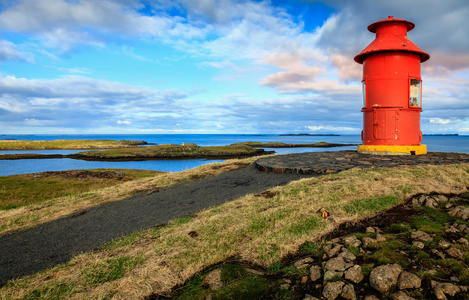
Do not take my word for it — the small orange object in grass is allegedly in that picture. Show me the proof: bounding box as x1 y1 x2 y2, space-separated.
322 211 329 219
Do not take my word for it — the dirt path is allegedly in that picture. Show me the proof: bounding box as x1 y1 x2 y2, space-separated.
0 164 314 285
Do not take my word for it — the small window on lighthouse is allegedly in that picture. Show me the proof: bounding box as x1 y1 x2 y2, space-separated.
410 79 422 107
362 80 366 107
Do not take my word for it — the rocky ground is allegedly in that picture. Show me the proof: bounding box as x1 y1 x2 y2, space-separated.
255 151 469 175
170 192 469 300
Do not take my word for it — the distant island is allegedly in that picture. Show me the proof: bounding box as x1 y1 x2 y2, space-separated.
423 134 458 136
279 133 340 136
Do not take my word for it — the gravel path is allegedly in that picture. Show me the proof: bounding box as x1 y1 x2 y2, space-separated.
0 164 314 285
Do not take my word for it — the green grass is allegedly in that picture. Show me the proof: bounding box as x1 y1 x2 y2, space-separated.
387 223 413 234
24 281 78 300
410 206 455 233
343 195 401 215
299 242 322 257
287 215 325 236
220 264 247 283
81 256 144 286
97 231 148 251
0 169 160 210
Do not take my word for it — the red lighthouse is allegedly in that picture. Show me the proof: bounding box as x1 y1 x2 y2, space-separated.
355 16 429 155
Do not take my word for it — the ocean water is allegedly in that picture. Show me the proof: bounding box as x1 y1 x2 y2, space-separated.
0 134 467 176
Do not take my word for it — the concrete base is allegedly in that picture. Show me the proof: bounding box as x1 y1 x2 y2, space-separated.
357 145 427 155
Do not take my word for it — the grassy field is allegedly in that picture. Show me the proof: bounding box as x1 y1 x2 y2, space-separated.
0 160 467 299
0 139 147 150
0 169 161 210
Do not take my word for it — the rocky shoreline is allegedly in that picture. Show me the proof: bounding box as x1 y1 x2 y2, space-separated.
169 192 469 300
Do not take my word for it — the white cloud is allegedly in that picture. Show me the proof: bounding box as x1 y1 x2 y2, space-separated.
0 75 191 130
0 40 32 62
305 125 358 132
428 118 462 125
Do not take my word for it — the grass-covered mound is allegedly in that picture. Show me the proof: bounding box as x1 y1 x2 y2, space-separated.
73 144 269 160
0 169 161 211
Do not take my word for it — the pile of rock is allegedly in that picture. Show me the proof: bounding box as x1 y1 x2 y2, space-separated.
289 194 469 299
292 228 467 299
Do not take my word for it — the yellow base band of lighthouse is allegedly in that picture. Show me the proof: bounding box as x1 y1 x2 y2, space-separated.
357 145 427 155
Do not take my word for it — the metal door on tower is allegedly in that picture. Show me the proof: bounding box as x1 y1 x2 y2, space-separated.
373 109 398 141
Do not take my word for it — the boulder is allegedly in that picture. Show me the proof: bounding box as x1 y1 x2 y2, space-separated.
362 237 378 249
391 291 416 300
446 225 459 234
398 271 421 290
376 233 387 242
445 247 463 259
432 281 461 300
345 265 364 284
323 243 342 258
434 195 449 203
294 257 314 269
324 270 344 281
324 257 354 273
323 281 345 300
410 231 433 242
369 264 403 294
412 241 425 249
338 249 357 263
310 265 322 282
438 240 451 250
341 283 357 300
448 206 469 220
303 295 320 300
424 197 439 208
456 223 469 233
343 235 362 248
431 249 446 259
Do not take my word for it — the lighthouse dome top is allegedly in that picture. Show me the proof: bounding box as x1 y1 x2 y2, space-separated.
367 15 415 33
354 16 430 64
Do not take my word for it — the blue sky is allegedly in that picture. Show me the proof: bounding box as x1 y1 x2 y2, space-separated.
0 0 468 134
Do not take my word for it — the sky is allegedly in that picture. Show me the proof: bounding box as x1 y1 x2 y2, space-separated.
0 0 468 135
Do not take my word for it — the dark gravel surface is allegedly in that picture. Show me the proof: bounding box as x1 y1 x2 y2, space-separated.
0 164 314 285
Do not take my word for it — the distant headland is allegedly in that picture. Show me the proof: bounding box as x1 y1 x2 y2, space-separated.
423 134 458 136
279 133 340 136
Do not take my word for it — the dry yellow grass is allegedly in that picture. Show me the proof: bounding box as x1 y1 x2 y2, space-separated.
0 158 255 236
1 162 468 299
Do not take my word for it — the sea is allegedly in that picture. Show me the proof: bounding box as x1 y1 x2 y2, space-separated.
0 134 467 177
